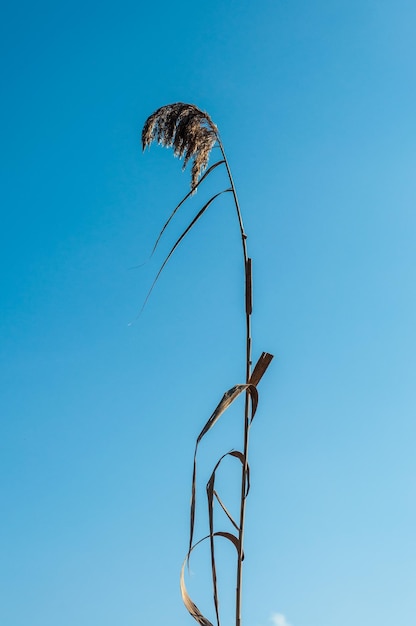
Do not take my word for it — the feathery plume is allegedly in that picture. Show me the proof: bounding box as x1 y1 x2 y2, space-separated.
142 103 218 191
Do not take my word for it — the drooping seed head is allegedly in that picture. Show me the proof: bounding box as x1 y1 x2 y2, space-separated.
142 103 219 191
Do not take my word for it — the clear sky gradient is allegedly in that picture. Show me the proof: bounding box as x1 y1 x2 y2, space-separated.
1 2 415 626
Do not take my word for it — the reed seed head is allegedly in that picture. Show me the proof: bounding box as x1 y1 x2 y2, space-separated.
142 103 219 191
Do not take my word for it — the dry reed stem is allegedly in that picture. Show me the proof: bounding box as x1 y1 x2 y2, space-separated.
141 103 273 626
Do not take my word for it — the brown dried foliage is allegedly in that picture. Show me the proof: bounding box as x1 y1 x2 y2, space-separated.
141 102 274 626
142 103 218 191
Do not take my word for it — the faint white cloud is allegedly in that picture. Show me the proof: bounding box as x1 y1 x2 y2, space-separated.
270 613 292 626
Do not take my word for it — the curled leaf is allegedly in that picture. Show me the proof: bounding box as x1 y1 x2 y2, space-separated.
180 533 241 626
189 384 258 559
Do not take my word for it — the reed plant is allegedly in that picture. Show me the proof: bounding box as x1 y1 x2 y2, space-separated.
141 103 273 626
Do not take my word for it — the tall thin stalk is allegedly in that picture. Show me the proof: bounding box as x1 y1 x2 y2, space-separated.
216 139 251 626
141 103 273 626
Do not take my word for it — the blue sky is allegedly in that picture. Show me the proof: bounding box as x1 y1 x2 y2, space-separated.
1 1 416 625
